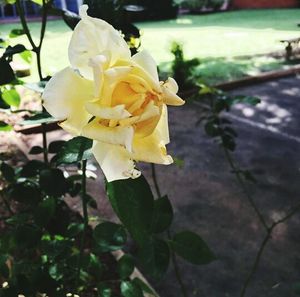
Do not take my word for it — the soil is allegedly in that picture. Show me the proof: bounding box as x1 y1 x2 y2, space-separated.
1 75 299 297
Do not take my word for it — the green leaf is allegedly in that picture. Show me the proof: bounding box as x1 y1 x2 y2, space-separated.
39 168 68 197
120 281 143 297
3 44 26 58
66 223 84 237
20 160 47 177
34 197 56 227
131 278 157 296
0 255 9 278
152 195 173 233
8 181 42 204
19 50 32 64
0 162 15 182
9 29 25 38
56 136 93 164
138 237 170 280
117 254 134 279
97 283 112 297
88 253 103 278
2 89 20 107
14 225 42 248
29 145 44 155
170 231 215 265
106 175 154 245
93 222 127 252
21 111 56 125
48 140 66 154
0 121 12 132
0 58 15 85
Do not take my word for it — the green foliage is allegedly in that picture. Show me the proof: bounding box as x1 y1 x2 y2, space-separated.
170 41 200 90
170 231 215 265
117 254 135 279
55 136 93 165
93 222 127 252
121 280 144 297
106 175 154 245
138 237 170 280
151 195 173 233
0 121 12 132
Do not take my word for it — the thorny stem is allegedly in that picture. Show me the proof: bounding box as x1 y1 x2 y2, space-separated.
15 0 49 164
76 160 88 291
151 163 189 297
240 202 300 297
223 147 268 231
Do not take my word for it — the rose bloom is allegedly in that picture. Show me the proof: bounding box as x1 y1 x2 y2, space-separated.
43 5 184 182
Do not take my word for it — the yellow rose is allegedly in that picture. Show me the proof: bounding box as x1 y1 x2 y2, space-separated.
42 5 184 182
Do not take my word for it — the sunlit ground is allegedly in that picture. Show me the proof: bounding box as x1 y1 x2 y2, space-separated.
0 9 299 82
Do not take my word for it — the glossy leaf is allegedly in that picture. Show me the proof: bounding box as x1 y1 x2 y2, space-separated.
2 89 20 107
170 231 215 265
138 237 170 281
8 181 42 204
93 222 127 252
152 195 173 233
56 136 93 164
117 254 134 279
39 168 68 197
120 281 143 297
48 140 66 154
9 29 25 38
0 58 15 85
29 145 44 155
106 175 154 245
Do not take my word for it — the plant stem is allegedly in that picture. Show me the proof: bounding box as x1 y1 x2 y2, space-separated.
16 0 49 164
15 0 37 51
151 163 161 198
76 160 88 291
240 203 300 297
223 148 268 231
151 163 188 297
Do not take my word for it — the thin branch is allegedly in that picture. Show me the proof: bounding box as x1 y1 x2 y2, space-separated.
76 160 88 291
15 0 37 51
223 148 269 231
240 202 300 297
151 163 161 198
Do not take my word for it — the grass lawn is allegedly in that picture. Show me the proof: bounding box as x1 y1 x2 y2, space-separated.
1 9 300 83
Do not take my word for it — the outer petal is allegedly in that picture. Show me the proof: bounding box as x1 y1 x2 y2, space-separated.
68 5 131 79
132 50 159 84
82 122 134 152
156 104 170 145
93 141 140 182
132 127 173 165
42 67 94 135
162 85 185 106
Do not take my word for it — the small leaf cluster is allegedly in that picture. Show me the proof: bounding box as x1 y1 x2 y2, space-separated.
0 137 152 297
106 175 216 283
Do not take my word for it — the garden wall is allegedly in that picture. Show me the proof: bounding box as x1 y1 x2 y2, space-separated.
231 0 298 8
